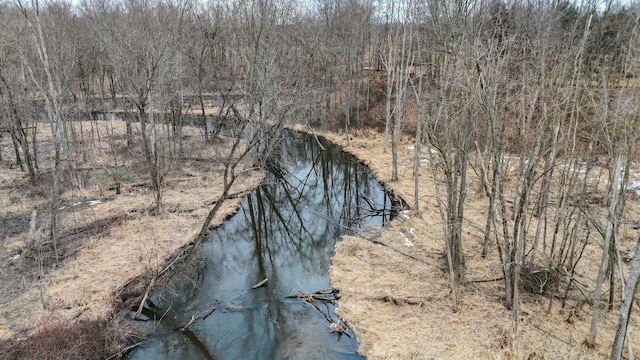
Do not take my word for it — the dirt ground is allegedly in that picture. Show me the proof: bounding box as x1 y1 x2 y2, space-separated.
322 129 640 359
0 121 262 342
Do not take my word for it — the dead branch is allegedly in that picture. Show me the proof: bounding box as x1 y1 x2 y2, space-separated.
157 244 195 278
71 306 89 320
369 295 425 306
286 288 340 303
180 315 198 331
176 304 217 331
252 278 268 289
468 277 504 283
361 193 377 211
134 277 155 320
306 124 326 151
202 305 217 320
105 341 147 360
286 288 352 338
220 305 249 312
203 189 253 206
329 320 350 336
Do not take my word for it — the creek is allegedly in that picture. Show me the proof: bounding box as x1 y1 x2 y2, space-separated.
126 132 398 360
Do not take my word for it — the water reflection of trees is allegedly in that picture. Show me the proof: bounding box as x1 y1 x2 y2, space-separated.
241 133 393 289
132 132 391 359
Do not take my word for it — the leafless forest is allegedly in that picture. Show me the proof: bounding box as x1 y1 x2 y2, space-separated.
1 0 640 358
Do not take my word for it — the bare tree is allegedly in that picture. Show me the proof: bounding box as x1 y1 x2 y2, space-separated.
0 56 38 185
611 235 640 360
194 0 317 240
15 0 79 262
87 0 189 213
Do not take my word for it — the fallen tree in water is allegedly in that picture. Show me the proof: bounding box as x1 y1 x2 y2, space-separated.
287 288 353 339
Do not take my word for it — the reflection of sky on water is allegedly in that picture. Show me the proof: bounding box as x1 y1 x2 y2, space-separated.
128 132 392 360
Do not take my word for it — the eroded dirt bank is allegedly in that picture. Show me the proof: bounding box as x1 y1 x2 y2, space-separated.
324 130 640 359
0 122 262 352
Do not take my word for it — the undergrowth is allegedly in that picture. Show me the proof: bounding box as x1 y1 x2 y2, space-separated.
0 316 147 360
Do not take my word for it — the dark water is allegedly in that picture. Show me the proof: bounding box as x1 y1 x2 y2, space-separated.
127 132 396 360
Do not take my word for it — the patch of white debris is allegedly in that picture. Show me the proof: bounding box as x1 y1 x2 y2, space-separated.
58 199 103 211
628 172 640 196
399 232 414 247
604 171 640 196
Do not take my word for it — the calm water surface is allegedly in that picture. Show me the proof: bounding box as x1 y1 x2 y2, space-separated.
127 132 395 360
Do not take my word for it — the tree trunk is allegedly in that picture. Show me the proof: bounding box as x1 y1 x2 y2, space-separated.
450 149 468 280
413 106 421 213
126 116 133 148
0 72 37 185
391 114 399 181
10 131 24 171
610 234 640 360
588 152 623 347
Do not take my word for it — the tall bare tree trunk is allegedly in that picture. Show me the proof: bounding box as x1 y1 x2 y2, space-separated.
588 152 623 347
18 0 72 263
611 234 640 360
411 78 423 214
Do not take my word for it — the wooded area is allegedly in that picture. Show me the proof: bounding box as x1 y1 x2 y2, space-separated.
1 0 639 358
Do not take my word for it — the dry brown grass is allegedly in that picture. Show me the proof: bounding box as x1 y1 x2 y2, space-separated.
324 130 640 359
0 121 262 344
0 315 145 360
3 119 638 358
